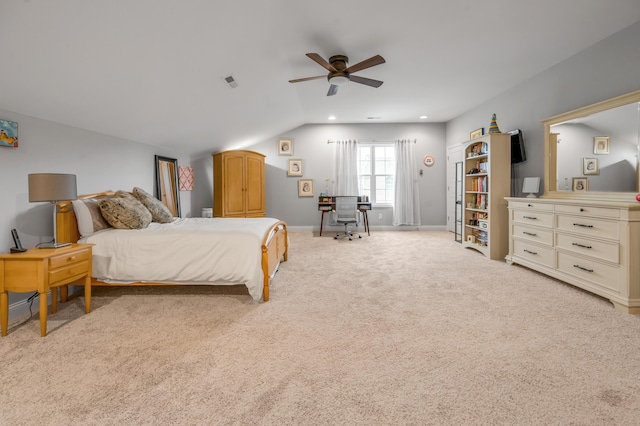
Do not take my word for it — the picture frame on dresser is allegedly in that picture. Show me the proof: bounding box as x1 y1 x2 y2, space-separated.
572 177 588 192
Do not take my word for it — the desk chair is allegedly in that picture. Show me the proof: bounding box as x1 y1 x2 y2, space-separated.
334 196 362 240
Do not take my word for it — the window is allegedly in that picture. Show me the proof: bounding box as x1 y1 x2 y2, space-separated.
357 144 395 204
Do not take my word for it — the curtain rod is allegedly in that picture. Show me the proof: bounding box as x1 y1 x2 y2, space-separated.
326 139 416 144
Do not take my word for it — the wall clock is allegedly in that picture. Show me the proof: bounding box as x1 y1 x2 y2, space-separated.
423 155 435 167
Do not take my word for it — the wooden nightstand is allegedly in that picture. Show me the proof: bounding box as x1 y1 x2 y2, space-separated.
0 244 92 337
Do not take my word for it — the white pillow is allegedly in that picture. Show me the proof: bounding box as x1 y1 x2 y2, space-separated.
72 198 112 237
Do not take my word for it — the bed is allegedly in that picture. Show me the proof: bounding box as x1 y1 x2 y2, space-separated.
56 192 288 302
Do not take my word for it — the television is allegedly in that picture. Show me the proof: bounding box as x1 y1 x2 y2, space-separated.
508 129 526 164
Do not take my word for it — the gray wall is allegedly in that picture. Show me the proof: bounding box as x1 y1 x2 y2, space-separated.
446 21 640 196
193 122 447 230
0 109 191 316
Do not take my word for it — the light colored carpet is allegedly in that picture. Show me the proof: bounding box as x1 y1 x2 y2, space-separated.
1 231 640 425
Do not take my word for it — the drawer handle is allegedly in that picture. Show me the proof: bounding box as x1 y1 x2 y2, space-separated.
573 264 594 273
522 231 537 236
580 208 585 212
572 242 592 249
523 216 537 220
523 249 537 255
573 223 594 228
68 256 76 262
527 204 533 207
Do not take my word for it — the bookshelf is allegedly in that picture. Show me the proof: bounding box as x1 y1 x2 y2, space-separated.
461 133 511 259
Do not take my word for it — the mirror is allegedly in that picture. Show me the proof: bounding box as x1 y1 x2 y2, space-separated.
543 89 640 201
155 155 181 217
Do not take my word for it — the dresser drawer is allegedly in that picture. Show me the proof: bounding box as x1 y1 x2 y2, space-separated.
512 224 553 246
49 248 91 269
554 204 620 219
556 233 619 264
49 261 90 285
513 240 554 268
555 215 619 240
509 201 554 211
512 210 554 228
557 252 619 293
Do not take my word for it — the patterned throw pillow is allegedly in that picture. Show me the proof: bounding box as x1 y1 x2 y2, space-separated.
98 194 152 229
132 187 175 223
72 198 113 237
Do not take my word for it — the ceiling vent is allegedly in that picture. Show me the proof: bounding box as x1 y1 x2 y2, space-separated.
223 75 238 88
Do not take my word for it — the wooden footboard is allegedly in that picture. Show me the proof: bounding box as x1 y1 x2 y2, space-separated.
261 221 288 301
56 193 288 302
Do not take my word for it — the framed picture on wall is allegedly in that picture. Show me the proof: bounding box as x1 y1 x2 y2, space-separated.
288 159 303 176
583 157 599 175
278 138 293 155
0 119 18 148
593 136 610 154
298 179 313 197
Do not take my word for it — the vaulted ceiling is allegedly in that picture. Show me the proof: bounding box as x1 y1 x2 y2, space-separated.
1 1 639 158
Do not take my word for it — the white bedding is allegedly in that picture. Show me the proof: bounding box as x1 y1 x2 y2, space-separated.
79 217 282 301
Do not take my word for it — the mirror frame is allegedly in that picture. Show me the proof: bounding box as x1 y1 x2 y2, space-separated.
543 89 640 202
154 155 181 217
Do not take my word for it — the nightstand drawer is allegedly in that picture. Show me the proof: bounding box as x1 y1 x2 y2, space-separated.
49 260 90 285
49 248 91 269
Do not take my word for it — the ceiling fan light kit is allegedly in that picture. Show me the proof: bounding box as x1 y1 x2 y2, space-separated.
289 52 385 96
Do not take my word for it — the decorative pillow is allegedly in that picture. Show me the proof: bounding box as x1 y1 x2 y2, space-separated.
72 198 113 237
132 187 175 223
98 195 152 230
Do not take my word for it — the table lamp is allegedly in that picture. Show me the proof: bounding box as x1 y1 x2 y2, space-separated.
28 173 77 248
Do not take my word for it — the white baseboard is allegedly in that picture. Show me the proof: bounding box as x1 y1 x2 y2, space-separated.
286 225 447 232
8 286 82 323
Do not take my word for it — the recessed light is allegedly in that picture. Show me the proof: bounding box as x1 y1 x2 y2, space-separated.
328 116 336 120
419 115 428 119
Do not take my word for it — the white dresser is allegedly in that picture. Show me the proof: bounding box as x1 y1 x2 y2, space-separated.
506 198 640 313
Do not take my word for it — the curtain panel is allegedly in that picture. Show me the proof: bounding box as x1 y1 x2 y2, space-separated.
393 139 421 226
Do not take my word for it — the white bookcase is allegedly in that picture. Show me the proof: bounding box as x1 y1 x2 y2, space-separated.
461 133 511 260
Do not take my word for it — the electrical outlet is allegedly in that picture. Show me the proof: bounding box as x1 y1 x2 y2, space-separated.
378 213 383 220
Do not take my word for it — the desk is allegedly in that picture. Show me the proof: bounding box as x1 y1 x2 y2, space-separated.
318 197 371 236
0 244 92 337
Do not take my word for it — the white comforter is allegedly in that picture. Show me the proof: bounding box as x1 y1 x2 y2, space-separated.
79 217 282 301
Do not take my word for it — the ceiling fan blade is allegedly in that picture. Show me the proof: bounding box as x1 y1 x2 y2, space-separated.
327 84 339 96
350 75 383 88
344 55 385 74
306 53 337 72
289 75 326 83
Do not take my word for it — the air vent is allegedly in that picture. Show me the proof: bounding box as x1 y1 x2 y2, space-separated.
223 75 238 88
367 116 382 120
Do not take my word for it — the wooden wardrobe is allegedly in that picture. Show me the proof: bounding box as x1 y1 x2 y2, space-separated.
212 150 265 217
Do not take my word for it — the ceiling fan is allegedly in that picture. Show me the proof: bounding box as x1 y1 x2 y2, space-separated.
289 53 385 96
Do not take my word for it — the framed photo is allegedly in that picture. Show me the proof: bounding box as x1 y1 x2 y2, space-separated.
583 157 599 175
469 128 484 139
0 119 19 148
593 136 610 154
288 159 303 176
298 179 313 197
572 177 588 192
278 138 293 156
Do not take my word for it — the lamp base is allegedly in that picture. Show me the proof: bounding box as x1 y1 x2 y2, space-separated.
38 242 71 249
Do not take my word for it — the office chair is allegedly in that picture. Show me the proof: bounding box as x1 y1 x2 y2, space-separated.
334 196 362 240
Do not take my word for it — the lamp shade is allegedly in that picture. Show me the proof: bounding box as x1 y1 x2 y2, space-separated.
28 173 77 202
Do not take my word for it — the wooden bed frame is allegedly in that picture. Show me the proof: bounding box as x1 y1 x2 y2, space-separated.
56 192 288 302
